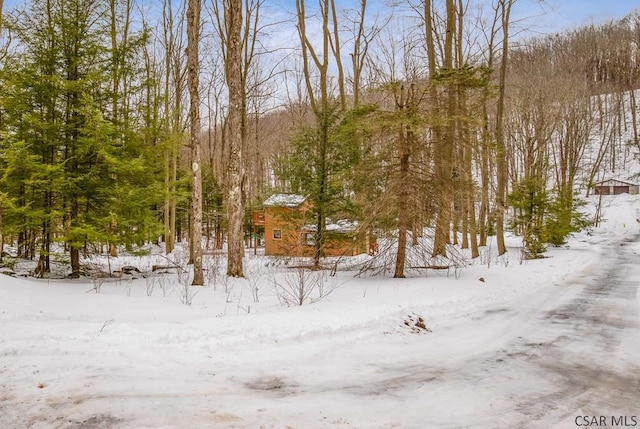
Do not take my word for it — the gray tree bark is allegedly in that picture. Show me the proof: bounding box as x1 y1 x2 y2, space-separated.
187 0 204 285
225 0 245 277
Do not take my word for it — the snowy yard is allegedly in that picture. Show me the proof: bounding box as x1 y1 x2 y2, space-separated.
1 195 639 428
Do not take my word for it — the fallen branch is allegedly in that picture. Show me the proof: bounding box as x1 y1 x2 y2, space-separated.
408 265 451 270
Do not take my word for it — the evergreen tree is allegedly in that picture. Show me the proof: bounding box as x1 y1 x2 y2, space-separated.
0 0 162 276
276 105 363 233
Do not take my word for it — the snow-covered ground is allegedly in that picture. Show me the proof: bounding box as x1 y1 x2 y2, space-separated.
1 194 639 429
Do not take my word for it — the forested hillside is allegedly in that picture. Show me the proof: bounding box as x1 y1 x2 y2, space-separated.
0 0 638 279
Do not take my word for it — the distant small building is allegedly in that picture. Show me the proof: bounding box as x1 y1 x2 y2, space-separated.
263 194 312 257
593 179 639 195
261 194 370 257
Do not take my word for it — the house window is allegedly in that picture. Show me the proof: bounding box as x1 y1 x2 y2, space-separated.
273 229 282 240
303 232 315 246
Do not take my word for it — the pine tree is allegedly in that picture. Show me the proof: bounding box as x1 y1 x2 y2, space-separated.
292 0 352 268
1 0 163 276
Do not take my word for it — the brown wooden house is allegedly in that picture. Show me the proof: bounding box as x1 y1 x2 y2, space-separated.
594 179 639 195
262 194 369 257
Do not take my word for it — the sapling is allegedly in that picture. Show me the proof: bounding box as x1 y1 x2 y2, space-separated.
145 276 155 297
274 267 339 306
204 254 223 290
124 278 133 297
174 265 198 305
245 264 265 303
87 272 106 293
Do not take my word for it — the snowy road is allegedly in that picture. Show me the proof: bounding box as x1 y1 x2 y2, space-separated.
224 234 640 428
265 234 640 428
137 238 632 428
397 234 640 428
1 232 640 428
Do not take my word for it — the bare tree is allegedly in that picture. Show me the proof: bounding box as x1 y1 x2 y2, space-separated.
347 0 383 108
223 0 245 277
187 0 205 285
0 0 3 263
477 1 501 247
494 0 514 256
392 83 419 278
430 0 456 258
162 0 186 255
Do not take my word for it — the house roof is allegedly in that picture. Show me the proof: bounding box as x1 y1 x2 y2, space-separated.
263 193 307 207
304 218 358 234
595 179 638 186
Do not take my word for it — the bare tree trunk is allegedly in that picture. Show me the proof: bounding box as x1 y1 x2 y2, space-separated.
162 0 183 255
70 202 80 278
329 0 346 110
163 157 172 252
225 0 245 277
350 0 367 107
479 105 491 246
394 111 410 278
464 115 479 258
0 208 4 264
630 89 638 146
109 0 119 259
187 0 204 285
108 0 133 259
478 4 499 248
70 247 80 278
0 0 3 260
432 0 456 258
495 0 513 256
